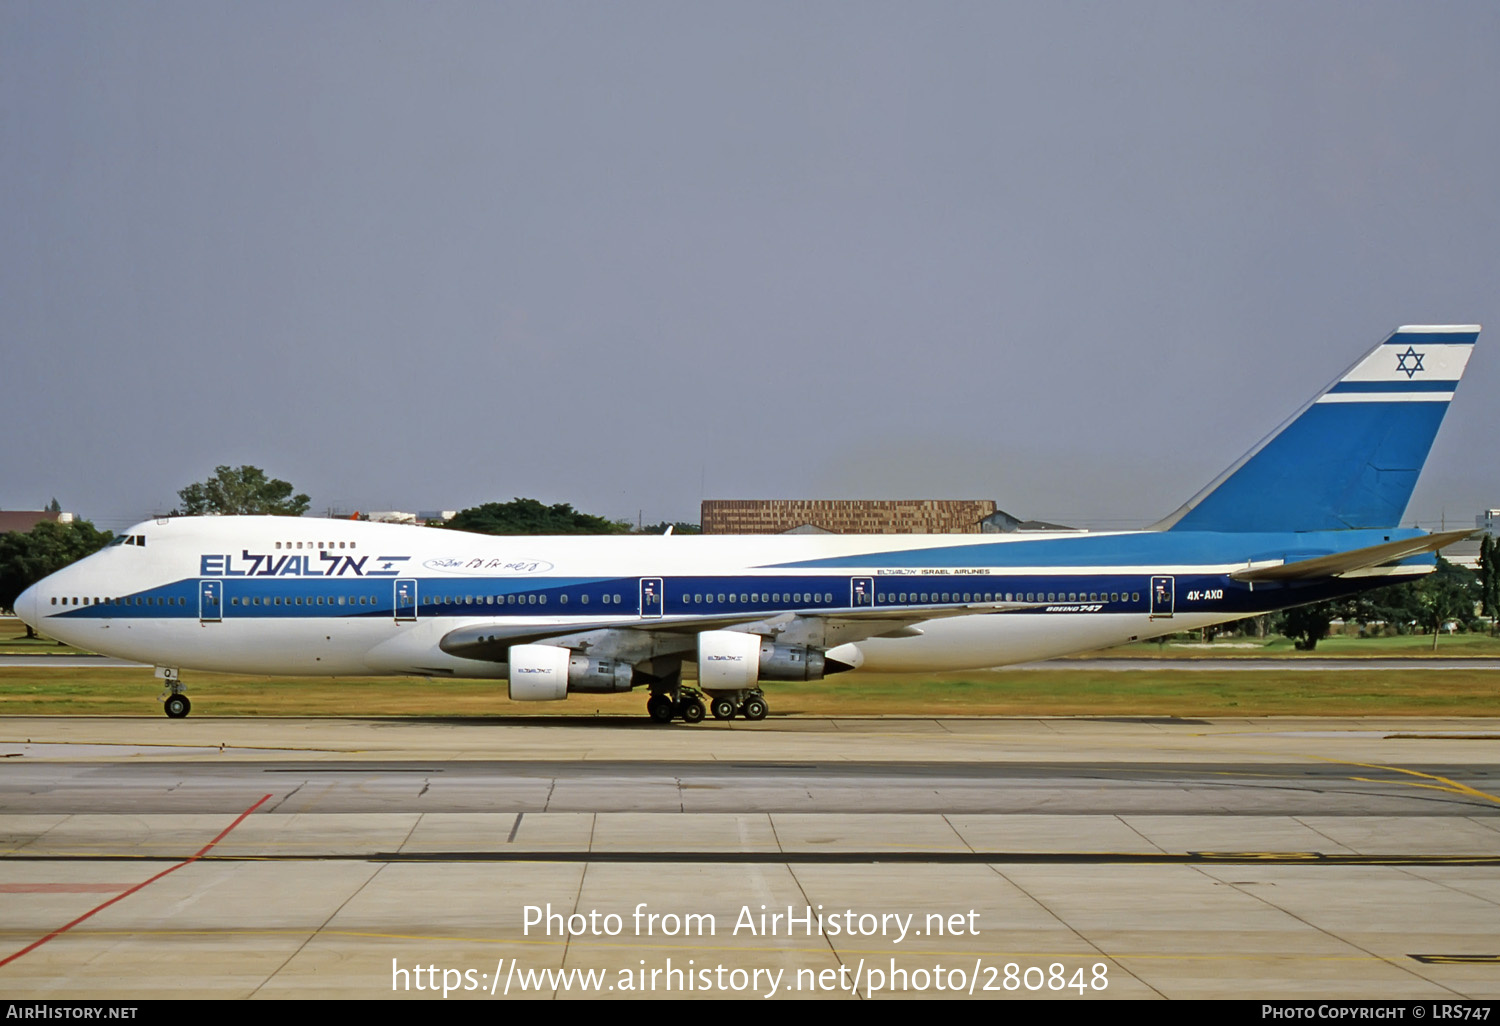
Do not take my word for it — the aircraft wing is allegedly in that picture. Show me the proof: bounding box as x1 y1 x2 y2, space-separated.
438 600 1034 662
1228 529 1476 583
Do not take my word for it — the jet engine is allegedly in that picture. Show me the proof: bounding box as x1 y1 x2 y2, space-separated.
696 630 830 690
508 644 569 701
564 654 635 693
697 631 761 690
756 641 826 680
507 644 634 700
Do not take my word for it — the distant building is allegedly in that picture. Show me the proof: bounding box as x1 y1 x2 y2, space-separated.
700 499 1077 535
0 510 71 534
1479 509 1500 537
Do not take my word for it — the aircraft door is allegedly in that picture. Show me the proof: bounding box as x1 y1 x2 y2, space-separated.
639 578 663 618
199 580 222 623
1150 576 1174 618
395 579 419 622
851 577 874 607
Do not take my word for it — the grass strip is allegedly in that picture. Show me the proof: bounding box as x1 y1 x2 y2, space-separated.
1 666 1496 718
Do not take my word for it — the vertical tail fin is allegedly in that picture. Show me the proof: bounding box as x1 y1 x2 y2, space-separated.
1157 325 1479 533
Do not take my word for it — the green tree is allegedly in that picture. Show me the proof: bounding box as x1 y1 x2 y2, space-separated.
174 465 310 517
444 498 631 536
1350 580 1422 636
0 520 114 637
1411 556 1480 649
1480 535 1500 634
1275 599 1346 651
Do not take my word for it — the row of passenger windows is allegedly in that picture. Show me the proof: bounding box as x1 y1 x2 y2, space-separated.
51 595 182 606
229 595 377 607
685 592 833 605
425 593 625 607
51 594 383 609
416 589 1139 607
273 541 356 550
48 587 1146 611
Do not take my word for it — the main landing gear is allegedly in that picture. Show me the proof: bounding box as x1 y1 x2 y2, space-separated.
647 686 769 724
708 688 768 721
646 685 707 724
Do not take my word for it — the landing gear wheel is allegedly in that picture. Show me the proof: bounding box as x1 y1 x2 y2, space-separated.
711 696 737 720
164 694 191 719
647 696 675 723
741 696 768 721
680 699 706 724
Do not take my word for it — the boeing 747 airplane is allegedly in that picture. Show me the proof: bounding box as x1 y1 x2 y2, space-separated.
13 325 1481 722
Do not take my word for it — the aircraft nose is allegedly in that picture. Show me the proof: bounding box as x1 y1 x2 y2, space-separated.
14 583 39 632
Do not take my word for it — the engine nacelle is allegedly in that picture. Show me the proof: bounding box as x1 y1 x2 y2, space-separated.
508 644 636 699
697 630 762 690
566 654 635 693
756 641 826 681
508 644 570 701
698 631 831 687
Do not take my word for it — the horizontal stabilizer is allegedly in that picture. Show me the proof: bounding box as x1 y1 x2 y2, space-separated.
1229 529 1476 582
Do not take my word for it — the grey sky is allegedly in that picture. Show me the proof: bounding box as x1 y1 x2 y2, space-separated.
4 2 1497 532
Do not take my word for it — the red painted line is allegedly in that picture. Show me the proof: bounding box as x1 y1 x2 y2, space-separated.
0 884 132 894
0 793 272 969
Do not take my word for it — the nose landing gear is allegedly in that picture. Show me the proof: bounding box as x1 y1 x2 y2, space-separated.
159 680 191 718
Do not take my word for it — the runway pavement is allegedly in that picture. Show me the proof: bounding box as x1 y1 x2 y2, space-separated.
6 653 1500 669
1 714 1497 1000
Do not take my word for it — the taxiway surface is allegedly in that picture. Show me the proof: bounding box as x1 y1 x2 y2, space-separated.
1 715 1497 1000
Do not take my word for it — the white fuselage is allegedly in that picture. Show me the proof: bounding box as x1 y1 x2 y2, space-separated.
17 515 1255 679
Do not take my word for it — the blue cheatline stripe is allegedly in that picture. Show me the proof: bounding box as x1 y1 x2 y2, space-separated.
44 568 1428 623
1328 380 1459 393
43 574 1194 617
1384 331 1477 345
46 527 1437 620
54 529 1427 619
44 554 1439 624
